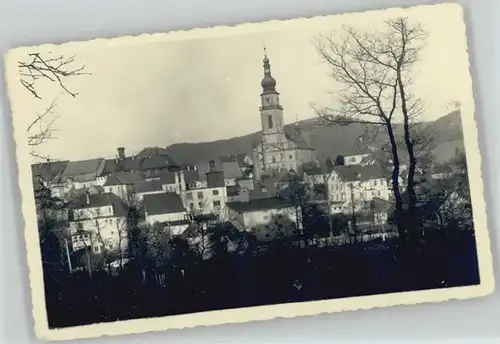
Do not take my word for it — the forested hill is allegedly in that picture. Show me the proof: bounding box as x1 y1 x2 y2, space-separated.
164 110 465 166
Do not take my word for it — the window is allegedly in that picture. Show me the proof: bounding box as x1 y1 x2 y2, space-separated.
272 156 276 163
197 191 203 199
186 192 193 200
213 200 221 207
189 202 194 209
268 115 273 129
289 154 293 160
212 190 219 196
198 202 203 208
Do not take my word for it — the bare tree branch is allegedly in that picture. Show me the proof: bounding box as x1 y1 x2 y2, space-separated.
18 53 89 99
19 52 90 160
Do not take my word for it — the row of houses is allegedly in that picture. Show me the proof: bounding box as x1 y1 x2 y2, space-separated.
33 143 460 259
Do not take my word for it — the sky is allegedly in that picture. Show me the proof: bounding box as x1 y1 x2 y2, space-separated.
5 3 474 163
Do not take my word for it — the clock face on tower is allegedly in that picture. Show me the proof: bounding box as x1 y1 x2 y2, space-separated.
264 96 271 104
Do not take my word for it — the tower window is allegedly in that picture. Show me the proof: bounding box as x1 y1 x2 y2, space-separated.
268 115 273 129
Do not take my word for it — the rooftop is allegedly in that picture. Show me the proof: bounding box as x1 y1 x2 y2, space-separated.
31 160 69 185
70 192 129 217
331 164 387 182
103 171 145 186
143 192 186 215
206 171 225 188
227 197 293 213
60 158 106 181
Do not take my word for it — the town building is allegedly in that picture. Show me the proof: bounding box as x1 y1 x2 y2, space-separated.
326 164 391 214
251 53 316 180
226 197 300 240
132 180 165 202
52 158 107 197
69 192 129 255
196 160 244 186
143 192 190 235
97 147 180 181
219 153 254 178
102 171 145 203
181 169 228 220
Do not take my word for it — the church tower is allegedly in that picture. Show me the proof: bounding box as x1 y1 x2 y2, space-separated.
259 51 285 146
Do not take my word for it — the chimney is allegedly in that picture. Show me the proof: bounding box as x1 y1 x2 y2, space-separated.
85 192 90 205
117 147 125 160
209 160 216 171
180 170 186 191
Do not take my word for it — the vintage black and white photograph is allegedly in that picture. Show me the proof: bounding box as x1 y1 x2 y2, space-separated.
4 2 494 341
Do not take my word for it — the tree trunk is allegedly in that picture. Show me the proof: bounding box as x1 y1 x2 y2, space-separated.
397 71 418 243
386 122 406 243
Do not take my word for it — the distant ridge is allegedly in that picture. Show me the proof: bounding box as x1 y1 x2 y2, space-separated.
164 110 465 166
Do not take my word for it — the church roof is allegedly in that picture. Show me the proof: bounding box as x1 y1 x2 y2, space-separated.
251 127 314 150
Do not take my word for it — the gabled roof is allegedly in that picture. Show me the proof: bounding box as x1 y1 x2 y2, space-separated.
139 154 178 170
226 185 240 197
331 164 387 182
227 197 293 213
248 179 278 200
99 159 118 177
144 192 186 215
221 161 244 179
103 171 144 186
183 170 202 184
219 153 252 167
31 160 69 184
60 158 106 181
283 127 314 150
158 172 177 184
70 192 128 217
133 181 164 194
206 171 225 188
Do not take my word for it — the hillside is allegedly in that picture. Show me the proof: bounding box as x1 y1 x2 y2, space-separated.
164 110 465 166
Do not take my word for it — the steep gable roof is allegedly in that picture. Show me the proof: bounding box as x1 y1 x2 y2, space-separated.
103 171 145 186
60 158 106 180
331 164 387 182
139 154 178 170
133 181 164 194
227 197 293 213
70 192 129 217
249 179 278 200
99 159 118 177
31 160 69 184
221 161 244 179
251 128 315 151
283 127 314 150
144 192 186 215
183 170 202 184
219 153 252 167
206 171 225 188
158 172 177 184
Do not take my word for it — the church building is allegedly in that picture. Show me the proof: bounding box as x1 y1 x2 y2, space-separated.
252 52 316 180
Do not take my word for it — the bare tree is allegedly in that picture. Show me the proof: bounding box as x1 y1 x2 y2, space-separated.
18 52 89 159
313 17 427 243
